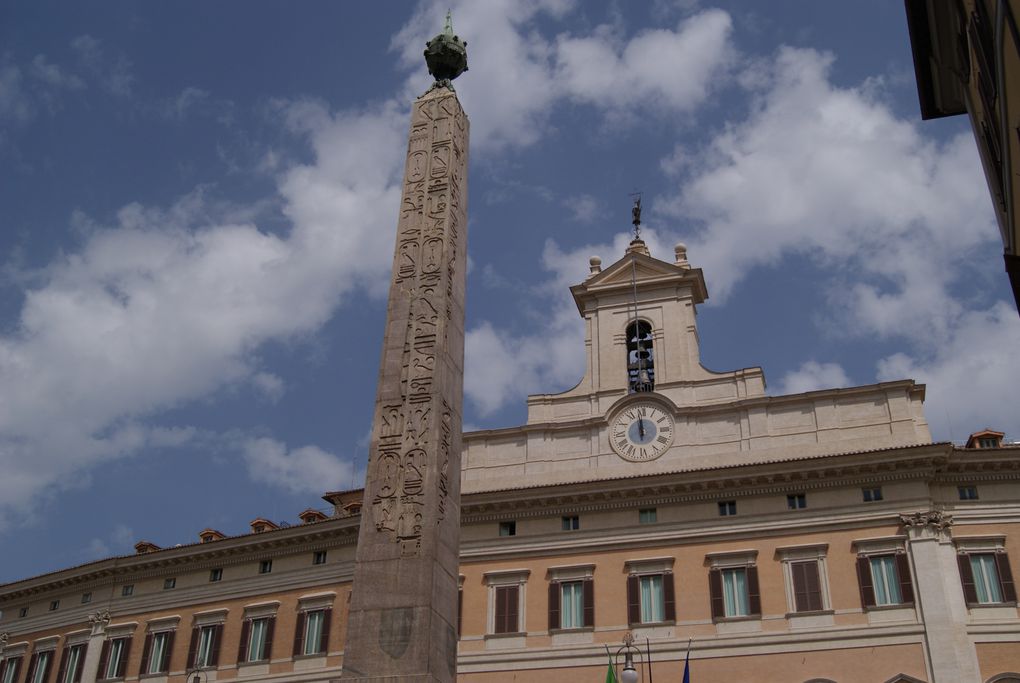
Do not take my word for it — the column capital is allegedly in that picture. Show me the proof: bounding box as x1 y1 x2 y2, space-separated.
900 509 954 541
87 610 111 635
0 631 9 649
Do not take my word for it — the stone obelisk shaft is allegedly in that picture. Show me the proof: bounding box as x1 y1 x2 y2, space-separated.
340 86 468 683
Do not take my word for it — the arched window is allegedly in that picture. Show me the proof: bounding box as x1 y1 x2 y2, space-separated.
626 321 654 393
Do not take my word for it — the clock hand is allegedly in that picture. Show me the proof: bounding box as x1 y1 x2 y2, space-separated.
638 418 645 440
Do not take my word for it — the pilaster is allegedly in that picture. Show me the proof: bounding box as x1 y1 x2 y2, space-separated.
80 610 111 683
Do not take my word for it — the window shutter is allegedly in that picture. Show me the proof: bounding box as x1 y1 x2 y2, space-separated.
138 635 152 678
747 566 762 616
583 578 595 628
626 575 641 624
856 556 876 607
895 553 915 604
159 632 174 673
708 569 724 619
72 649 85 683
27 654 39 683
263 618 275 660
186 628 199 670
457 590 463 638
97 642 110 681
56 647 69 683
237 621 250 664
292 613 306 657
506 585 519 633
996 553 1017 603
209 626 222 668
5 657 22 683
116 639 131 679
40 653 53 683
319 609 332 654
958 554 979 604
547 581 560 631
663 573 676 622
792 561 822 612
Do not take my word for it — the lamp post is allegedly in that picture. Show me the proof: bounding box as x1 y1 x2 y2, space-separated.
186 667 208 683
615 632 642 683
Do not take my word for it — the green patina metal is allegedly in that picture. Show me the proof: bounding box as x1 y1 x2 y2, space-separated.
424 10 468 91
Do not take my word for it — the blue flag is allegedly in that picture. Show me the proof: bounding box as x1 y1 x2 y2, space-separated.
681 648 690 683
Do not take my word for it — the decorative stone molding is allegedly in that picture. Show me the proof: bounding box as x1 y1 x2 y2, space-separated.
88 609 111 636
899 509 953 539
0 631 8 649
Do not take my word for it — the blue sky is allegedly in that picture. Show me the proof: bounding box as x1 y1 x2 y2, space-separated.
1 1 1017 584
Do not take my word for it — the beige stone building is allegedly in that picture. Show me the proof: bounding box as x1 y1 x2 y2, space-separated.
1 241 1018 682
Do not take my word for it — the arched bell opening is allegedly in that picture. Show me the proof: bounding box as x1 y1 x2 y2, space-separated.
626 320 655 393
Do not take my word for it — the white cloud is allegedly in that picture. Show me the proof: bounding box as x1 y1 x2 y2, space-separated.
242 437 353 495
391 2 735 151
251 372 285 402
71 35 134 97
0 96 407 525
0 63 32 123
30 55 86 91
563 193 601 223
776 361 851 395
877 303 1020 442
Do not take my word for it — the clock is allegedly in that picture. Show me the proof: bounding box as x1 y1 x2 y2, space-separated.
609 403 675 461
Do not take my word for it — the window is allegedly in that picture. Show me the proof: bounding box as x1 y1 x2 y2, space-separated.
626 320 655 393
718 501 736 516
240 617 274 663
484 570 529 636
958 485 979 501
18 607 28 618
777 544 831 615
1 656 22 683
561 516 579 531
209 568 222 582
186 625 221 670
857 554 914 607
140 631 174 675
978 437 999 448
57 644 85 683
163 578 176 590
81 592 92 605
98 637 131 680
787 493 806 510
547 565 595 631
707 551 761 620
789 562 823 612
959 552 1016 604
293 609 331 656
312 551 327 565
258 560 273 574
639 508 657 524
625 558 676 625
493 586 519 634
28 651 53 683
49 600 59 611
121 585 133 597
498 521 516 537
862 487 883 502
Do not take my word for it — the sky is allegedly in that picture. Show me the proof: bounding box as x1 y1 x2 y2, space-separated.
1 0 1018 584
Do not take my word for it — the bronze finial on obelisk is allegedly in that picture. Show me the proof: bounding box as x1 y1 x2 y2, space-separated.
340 13 468 683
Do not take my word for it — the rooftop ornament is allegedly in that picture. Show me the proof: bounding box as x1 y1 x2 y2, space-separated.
424 10 468 92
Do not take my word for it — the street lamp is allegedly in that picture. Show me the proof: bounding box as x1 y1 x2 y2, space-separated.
187 667 208 683
615 632 641 683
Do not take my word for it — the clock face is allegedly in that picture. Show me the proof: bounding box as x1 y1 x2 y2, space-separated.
610 403 675 461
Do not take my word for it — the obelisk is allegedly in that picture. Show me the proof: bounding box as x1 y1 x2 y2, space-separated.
340 14 468 683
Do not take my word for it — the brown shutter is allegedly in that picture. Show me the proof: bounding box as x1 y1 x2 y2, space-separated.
663 573 676 622
186 628 199 670
709 569 724 619
626 575 641 624
116 639 131 679
72 649 85 683
792 561 821 612
26 654 39 683
996 553 1017 603
747 566 762 616
138 635 152 678
958 554 979 604
896 553 915 604
292 613 306 657
506 585 519 633
41 652 53 683
547 582 560 630
159 632 174 674
263 618 275 660
457 590 463 638
96 642 110 681
583 578 595 628
209 626 222 668
56 647 69 683
237 620 250 664
5 657 22 683
319 609 332 654
856 556 876 607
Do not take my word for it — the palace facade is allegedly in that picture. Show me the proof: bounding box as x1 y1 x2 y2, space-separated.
1 240 1018 682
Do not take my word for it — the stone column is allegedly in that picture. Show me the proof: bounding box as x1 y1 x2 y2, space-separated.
901 511 982 682
339 85 468 683
80 611 111 683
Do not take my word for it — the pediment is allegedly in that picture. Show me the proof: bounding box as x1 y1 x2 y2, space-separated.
586 252 684 288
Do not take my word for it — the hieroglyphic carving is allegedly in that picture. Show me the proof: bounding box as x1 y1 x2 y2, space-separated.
366 88 466 558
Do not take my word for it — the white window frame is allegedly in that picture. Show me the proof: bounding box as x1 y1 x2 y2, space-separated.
30 650 53 683
775 543 831 614
955 536 1012 606
483 569 529 636
546 564 595 631
624 557 675 625
705 549 758 620
296 592 336 657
